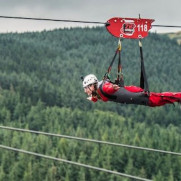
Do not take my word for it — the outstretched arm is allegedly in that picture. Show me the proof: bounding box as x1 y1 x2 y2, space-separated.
87 96 98 102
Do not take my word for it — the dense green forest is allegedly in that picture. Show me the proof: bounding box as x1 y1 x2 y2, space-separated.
0 27 180 181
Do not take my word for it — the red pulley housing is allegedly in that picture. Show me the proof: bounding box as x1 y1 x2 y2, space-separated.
106 17 154 39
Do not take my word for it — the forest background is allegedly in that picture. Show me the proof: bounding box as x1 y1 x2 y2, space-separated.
0 27 180 181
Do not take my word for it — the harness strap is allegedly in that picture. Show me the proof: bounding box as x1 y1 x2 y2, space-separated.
104 48 118 80
116 39 124 87
139 39 149 93
104 39 124 87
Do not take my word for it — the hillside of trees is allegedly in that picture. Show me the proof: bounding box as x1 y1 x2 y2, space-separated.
0 27 180 180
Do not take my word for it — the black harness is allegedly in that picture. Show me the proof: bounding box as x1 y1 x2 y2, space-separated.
104 39 150 94
99 82 149 106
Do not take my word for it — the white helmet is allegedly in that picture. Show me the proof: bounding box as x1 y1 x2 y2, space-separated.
82 74 98 88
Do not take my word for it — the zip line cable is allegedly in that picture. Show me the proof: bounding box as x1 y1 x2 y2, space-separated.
0 15 181 28
0 144 152 181
0 125 181 156
0 15 107 25
152 24 181 28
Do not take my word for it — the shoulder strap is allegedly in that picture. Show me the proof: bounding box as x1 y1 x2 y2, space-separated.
139 39 149 93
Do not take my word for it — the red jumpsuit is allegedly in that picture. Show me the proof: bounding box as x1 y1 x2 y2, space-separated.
90 82 181 107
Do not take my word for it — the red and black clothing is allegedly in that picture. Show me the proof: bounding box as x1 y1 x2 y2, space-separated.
90 81 181 107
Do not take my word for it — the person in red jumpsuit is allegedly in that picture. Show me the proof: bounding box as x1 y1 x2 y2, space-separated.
82 74 181 107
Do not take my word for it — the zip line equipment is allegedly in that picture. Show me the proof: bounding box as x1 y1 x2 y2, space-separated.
0 15 107 25
0 15 181 28
0 144 152 181
0 15 179 91
106 17 154 39
0 125 180 156
104 17 152 93
0 125 180 181
0 15 178 91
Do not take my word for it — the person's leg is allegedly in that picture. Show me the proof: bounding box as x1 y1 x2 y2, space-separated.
148 92 181 107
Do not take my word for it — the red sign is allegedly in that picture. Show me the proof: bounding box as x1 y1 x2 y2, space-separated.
106 17 154 39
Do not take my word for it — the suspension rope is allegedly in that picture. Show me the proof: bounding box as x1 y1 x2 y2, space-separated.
116 39 124 87
0 144 152 181
139 39 149 93
0 15 107 25
152 24 181 28
0 125 180 156
0 15 181 28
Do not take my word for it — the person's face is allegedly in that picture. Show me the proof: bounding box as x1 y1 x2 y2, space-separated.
84 84 95 96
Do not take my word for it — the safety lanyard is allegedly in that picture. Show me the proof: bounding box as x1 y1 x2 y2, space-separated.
104 39 149 93
104 39 124 87
139 39 149 93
